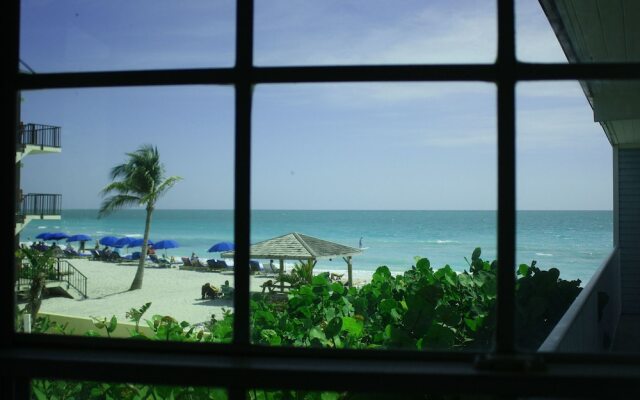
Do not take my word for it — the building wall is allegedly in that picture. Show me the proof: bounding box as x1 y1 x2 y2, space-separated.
618 148 640 314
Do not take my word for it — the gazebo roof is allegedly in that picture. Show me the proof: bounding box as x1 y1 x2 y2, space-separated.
221 232 362 261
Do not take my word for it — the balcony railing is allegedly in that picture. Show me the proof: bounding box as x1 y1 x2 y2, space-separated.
539 248 621 353
17 123 61 148
18 194 62 218
17 259 87 298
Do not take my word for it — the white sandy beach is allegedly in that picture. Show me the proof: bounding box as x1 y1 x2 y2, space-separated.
38 258 373 326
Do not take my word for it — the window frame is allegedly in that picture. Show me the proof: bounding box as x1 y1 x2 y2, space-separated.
4 0 640 398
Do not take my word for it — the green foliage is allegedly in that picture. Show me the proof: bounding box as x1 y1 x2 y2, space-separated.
250 248 578 352
31 315 74 336
276 260 315 289
91 315 119 338
516 260 582 349
32 249 582 398
31 379 228 400
15 247 58 323
126 302 152 335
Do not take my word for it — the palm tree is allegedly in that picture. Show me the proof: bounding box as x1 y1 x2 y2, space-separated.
98 145 182 290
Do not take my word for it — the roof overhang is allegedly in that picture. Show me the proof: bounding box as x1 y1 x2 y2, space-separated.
540 0 640 147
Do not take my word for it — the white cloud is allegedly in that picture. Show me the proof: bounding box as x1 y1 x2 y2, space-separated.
517 106 605 150
255 1 497 65
515 0 567 62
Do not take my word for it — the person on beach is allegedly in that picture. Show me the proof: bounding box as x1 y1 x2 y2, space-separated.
359 237 363 248
102 246 112 260
147 246 155 255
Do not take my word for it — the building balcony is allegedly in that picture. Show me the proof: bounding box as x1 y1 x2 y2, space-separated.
15 193 62 235
16 123 62 163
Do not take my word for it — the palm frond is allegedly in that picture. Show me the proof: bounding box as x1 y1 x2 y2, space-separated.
98 194 142 218
100 181 133 197
155 176 183 197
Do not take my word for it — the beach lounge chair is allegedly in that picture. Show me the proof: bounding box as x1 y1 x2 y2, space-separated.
193 258 208 268
267 261 280 274
150 254 171 268
90 249 102 260
207 259 223 270
249 260 264 273
208 259 230 269
64 248 79 258
123 252 141 261
181 257 193 267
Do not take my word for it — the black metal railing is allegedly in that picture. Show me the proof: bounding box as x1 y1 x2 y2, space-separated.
18 193 61 217
17 123 61 148
16 259 87 298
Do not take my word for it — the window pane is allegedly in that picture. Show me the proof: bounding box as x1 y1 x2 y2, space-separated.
16 87 234 343
516 81 615 352
20 0 235 72
254 0 496 66
517 0 640 63
32 379 227 399
250 83 497 351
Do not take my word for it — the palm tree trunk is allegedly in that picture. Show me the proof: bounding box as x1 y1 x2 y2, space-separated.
27 272 46 319
130 205 153 290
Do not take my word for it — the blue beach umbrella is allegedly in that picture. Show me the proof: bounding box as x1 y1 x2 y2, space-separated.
127 238 154 248
67 234 92 243
112 237 134 255
48 232 70 241
208 241 234 253
113 237 134 248
154 240 180 250
99 236 119 247
36 232 52 240
154 240 180 258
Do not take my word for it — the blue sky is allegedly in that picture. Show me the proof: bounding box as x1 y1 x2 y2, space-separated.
19 1 613 210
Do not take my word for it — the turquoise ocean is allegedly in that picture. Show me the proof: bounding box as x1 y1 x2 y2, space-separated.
20 210 613 284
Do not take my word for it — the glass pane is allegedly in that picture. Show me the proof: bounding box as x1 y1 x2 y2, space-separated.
255 0 496 66
15 87 234 343
32 379 227 399
20 0 235 72
516 81 615 352
250 83 497 351
517 0 640 63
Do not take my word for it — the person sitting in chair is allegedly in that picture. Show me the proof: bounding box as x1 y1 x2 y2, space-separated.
102 246 112 260
201 283 220 299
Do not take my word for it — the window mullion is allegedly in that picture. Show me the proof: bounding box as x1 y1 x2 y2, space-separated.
3 0 20 351
495 0 517 355
232 0 254 347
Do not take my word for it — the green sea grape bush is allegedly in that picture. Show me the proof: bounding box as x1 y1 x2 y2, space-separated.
250 249 498 350
516 260 582 350
31 379 228 400
251 248 581 352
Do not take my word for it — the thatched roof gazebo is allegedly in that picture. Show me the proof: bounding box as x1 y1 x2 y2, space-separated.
221 232 362 290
